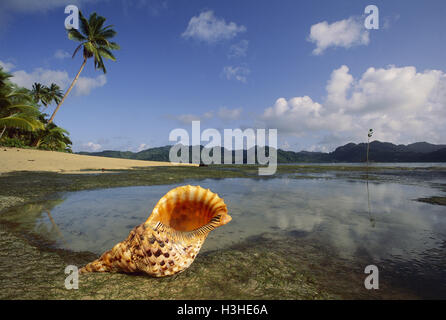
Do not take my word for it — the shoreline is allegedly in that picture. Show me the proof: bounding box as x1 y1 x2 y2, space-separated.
0 147 197 174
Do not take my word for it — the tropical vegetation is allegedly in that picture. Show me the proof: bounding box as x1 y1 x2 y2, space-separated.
0 67 72 152
1 10 119 153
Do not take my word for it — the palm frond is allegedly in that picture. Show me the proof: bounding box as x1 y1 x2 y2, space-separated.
0 114 44 131
68 29 86 42
98 47 116 61
79 11 90 38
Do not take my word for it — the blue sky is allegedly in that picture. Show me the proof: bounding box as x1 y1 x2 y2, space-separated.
1 0 446 152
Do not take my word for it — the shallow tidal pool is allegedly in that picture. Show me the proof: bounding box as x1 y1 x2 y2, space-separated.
1 176 446 298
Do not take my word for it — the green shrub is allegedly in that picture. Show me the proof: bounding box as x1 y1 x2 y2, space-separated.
0 137 28 148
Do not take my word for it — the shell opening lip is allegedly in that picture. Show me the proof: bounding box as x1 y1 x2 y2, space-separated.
220 214 232 225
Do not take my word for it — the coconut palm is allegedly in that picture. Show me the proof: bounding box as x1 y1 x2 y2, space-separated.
31 83 50 106
32 83 64 108
47 83 63 105
47 11 120 125
0 69 44 139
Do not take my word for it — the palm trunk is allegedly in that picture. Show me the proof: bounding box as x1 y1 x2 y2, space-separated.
47 58 87 125
0 126 6 139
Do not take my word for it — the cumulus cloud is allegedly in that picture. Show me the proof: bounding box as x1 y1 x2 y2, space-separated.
74 74 107 96
6 64 106 96
228 39 249 58
182 10 246 43
308 17 369 55
222 65 250 83
54 49 71 59
0 60 15 72
261 65 446 149
262 96 324 136
11 68 71 89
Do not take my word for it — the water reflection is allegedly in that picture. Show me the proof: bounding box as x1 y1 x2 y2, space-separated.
2 178 444 264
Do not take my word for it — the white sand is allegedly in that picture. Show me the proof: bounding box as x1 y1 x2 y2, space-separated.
0 147 197 174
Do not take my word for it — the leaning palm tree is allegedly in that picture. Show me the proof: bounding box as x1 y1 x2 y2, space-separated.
47 11 120 125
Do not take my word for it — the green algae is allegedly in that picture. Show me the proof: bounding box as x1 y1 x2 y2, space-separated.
0 228 417 300
0 164 445 299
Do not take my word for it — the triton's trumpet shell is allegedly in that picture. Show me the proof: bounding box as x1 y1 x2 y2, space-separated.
80 185 231 277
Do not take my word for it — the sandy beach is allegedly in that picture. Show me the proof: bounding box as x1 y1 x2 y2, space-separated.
0 147 197 173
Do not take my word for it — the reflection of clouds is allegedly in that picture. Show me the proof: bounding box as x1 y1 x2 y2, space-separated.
8 178 446 263
222 178 445 262
293 211 323 232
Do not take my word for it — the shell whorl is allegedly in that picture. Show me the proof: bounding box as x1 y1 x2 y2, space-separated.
80 185 231 277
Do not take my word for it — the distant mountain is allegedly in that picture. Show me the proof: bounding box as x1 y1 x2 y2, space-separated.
404 142 446 153
330 141 446 162
77 141 446 163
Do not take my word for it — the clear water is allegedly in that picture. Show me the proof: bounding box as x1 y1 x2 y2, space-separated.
2 177 446 297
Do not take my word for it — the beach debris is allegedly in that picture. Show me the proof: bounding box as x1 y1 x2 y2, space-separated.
80 185 231 277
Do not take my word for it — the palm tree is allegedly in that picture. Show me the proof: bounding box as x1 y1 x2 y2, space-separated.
0 69 44 139
32 83 63 108
31 83 50 106
47 11 120 125
47 83 63 105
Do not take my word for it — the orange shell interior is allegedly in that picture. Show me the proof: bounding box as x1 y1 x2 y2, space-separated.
148 185 229 232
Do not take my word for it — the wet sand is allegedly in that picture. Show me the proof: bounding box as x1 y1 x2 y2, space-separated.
0 147 197 174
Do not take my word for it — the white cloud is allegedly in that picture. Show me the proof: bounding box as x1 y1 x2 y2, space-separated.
218 107 242 121
228 39 249 58
222 65 250 83
0 60 15 72
81 141 102 152
54 49 71 59
182 10 246 43
7 65 106 96
74 74 107 96
261 65 446 149
262 96 324 136
308 17 369 55
11 68 71 89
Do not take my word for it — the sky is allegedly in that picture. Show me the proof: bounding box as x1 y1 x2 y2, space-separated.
1 0 446 153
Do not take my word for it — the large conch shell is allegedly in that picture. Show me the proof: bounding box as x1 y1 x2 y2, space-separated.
80 185 231 277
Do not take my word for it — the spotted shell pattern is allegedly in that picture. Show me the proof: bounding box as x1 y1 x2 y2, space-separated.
80 185 231 277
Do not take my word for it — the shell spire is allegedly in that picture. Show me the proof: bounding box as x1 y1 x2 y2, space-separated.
80 185 231 277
